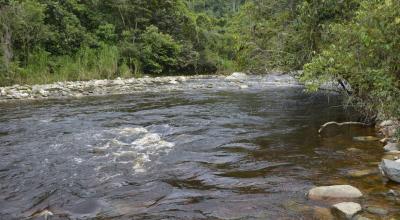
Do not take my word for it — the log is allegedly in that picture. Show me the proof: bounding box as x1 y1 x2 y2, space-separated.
318 121 370 134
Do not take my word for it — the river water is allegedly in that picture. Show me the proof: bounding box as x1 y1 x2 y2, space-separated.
0 75 399 219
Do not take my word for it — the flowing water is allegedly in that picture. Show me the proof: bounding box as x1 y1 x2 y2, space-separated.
0 75 399 219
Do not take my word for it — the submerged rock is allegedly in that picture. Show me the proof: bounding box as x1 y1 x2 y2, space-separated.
312 207 334 220
353 136 380 142
382 151 400 160
365 206 388 216
380 159 400 183
332 202 362 220
353 215 372 220
308 185 363 200
346 168 378 178
346 148 362 153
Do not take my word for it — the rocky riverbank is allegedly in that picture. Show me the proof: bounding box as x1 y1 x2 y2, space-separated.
378 120 400 185
305 119 400 219
0 72 302 102
0 75 198 101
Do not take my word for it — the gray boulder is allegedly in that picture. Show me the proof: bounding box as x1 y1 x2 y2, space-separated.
384 143 400 152
332 202 362 220
380 159 400 183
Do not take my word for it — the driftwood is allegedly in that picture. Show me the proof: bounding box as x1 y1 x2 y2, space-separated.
318 121 370 134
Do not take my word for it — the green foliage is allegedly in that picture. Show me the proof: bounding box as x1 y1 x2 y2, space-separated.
0 0 246 85
301 0 400 118
139 26 182 74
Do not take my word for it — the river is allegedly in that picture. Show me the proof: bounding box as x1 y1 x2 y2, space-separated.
0 75 398 219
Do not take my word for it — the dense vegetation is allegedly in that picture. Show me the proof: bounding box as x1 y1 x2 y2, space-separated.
0 0 399 118
0 0 242 85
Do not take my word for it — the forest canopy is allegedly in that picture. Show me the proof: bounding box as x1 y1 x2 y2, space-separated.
0 0 399 118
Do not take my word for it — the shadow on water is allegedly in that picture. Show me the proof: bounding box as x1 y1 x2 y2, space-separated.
0 76 399 219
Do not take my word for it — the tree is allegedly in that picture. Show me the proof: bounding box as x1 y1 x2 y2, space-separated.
139 25 182 74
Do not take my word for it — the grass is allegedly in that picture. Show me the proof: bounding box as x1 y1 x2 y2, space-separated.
0 45 136 86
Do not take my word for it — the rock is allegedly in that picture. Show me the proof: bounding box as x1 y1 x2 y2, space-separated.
169 79 178 84
354 215 372 220
380 120 396 127
177 76 186 82
382 152 400 160
380 124 399 138
384 143 400 152
346 148 362 153
31 209 54 220
283 200 312 213
313 207 334 220
353 136 380 141
19 92 30 98
387 189 399 196
38 89 49 97
365 206 388 216
332 202 362 220
346 169 378 178
239 84 249 89
308 185 363 200
113 79 125 85
380 159 400 183
0 88 6 96
380 138 390 144
226 72 247 81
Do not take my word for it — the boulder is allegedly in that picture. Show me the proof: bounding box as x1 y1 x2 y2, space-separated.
332 202 362 220
308 185 363 200
226 72 247 81
380 159 400 183
384 143 400 152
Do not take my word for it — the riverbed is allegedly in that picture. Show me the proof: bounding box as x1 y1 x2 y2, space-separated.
0 75 399 219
